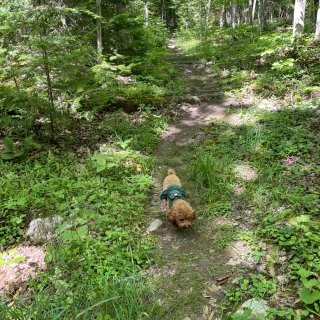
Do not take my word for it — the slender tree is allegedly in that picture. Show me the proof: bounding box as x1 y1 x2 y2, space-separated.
292 0 306 41
144 0 149 27
252 0 257 22
259 0 267 30
220 5 227 28
96 0 102 56
204 0 212 33
231 1 237 33
316 1 320 40
198 0 203 36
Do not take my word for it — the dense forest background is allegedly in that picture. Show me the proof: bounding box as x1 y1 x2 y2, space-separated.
1 0 320 319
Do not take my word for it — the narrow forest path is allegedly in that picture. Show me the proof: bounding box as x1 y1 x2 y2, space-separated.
146 40 256 320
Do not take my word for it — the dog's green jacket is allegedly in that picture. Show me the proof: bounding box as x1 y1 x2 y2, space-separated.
160 184 186 208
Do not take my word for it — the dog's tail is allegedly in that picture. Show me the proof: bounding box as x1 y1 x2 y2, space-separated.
167 168 176 175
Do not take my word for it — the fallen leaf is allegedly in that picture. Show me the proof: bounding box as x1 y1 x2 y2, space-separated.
216 275 231 285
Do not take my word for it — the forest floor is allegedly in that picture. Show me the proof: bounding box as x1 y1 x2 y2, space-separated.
146 39 258 320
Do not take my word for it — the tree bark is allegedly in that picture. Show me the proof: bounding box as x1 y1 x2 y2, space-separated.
144 0 149 27
292 0 306 41
316 2 320 40
248 0 253 24
198 0 203 36
41 46 55 141
252 0 257 22
259 0 266 30
204 0 212 33
161 0 165 21
96 0 102 56
220 5 227 28
231 2 236 37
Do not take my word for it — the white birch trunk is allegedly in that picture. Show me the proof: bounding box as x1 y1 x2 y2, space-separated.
316 3 320 40
204 0 212 33
220 5 227 28
161 0 165 20
252 0 257 22
96 0 102 56
292 0 306 40
144 1 149 27
198 0 203 36
231 2 236 33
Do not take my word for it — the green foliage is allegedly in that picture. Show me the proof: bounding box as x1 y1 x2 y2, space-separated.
182 30 320 314
0 104 167 318
0 1 176 142
1 137 26 161
0 148 154 317
225 274 276 304
211 224 237 250
0 248 25 267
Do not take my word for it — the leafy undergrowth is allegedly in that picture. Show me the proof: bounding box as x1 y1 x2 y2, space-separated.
191 109 319 319
179 23 320 319
0 110 168 319
177 24 320 107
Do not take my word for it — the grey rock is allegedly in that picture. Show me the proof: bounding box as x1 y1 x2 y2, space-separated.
26 215 63 242
186 94 201 103
147 219 163 232
236 298 270 319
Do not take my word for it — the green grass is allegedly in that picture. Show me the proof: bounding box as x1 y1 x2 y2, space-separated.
178 22 320 319
189 108 319 319
211 224 237 251
0 108 169 319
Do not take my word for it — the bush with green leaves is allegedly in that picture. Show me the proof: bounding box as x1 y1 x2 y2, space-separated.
0 146 155 318
0 104 169 318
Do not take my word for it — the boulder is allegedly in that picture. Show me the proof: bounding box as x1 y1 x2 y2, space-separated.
26 215 63 242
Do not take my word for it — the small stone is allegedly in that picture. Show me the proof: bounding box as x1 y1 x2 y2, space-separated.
209 298 217 307
276 275 288 285
235 298 270 319
147 219 163 232
208 283 221 293
208 312 215 320
234 164 257 181
203 305 210 315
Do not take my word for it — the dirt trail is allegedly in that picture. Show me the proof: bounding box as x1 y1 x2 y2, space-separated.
146 40 255 320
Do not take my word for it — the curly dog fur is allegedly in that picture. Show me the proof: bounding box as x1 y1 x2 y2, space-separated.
162 169 196 228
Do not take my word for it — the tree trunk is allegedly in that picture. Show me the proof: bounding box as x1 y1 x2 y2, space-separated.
316 2 320 40
96 0 102 56
144 0 149 27
292 0 306 41
161 0 165 20
259 0 266 30
41 46 55 141
248 0 253 24
270 3 273 23
198 0 203 36
204 0 212 33
231 2 236 36
284 3 291 23
220 5 227 28
252 0 257 22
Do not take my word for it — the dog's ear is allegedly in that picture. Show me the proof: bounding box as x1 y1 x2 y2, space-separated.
166 209 175 222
